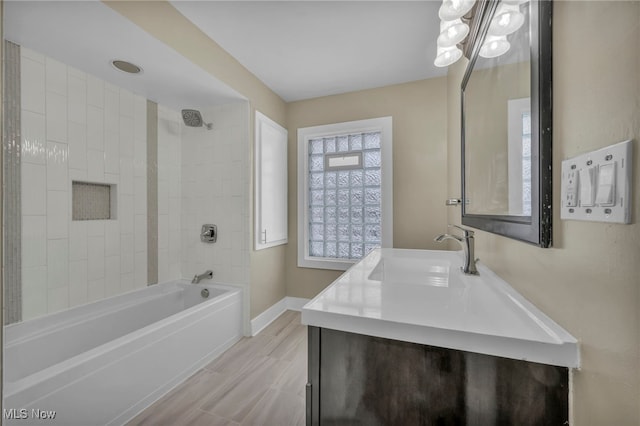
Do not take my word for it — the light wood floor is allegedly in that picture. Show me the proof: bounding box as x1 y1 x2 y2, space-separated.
127 310 307 426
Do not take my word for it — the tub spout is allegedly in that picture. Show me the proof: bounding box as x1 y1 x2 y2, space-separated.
192 270 214 284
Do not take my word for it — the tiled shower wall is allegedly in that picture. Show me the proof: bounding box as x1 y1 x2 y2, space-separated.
19 47 148 320
15 45 247 321
180 103 250 288
157 105 182 282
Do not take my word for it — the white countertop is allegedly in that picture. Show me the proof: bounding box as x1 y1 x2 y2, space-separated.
301 248 580 368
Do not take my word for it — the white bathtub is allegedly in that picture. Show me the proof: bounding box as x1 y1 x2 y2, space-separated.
3 280 243 426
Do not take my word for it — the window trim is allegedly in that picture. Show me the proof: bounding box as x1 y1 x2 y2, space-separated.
297 117 393 271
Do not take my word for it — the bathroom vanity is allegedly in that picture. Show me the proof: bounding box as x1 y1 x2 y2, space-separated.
301 249 579 425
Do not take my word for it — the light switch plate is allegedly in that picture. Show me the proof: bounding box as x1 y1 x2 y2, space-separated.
560 139 632 223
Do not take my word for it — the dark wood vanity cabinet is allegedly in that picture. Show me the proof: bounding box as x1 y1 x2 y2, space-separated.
306 327 569 426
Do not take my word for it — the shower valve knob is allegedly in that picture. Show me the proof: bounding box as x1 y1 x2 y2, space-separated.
201 224 217 243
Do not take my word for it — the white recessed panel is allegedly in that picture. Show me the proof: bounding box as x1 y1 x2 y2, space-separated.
560 140 632 223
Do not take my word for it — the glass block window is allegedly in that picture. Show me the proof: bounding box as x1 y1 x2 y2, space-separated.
298 117 392 271
307 131 382 261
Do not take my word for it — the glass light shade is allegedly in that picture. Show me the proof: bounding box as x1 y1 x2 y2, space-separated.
434 45 463 67
502 0 529 5
479 35 511 58
439 0 476 21
488 3 525 36
437 19 470 48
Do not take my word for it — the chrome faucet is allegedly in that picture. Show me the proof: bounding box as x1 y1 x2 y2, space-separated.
191 270 214 284
434 225 479 275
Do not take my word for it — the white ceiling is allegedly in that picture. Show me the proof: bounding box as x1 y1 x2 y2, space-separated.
3 1 445 106
172 1 445 102
3 0 245 110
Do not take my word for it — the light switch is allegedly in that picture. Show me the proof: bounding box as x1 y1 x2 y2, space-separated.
560 139 632 224
579 167 595 207
595 163 616 206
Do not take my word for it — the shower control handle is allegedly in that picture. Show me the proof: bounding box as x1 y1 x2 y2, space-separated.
201 224 217 243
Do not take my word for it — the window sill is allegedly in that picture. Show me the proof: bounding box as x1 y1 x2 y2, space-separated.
298 256 357 271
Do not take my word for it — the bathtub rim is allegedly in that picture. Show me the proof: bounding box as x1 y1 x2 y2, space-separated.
4 281 242 398
5 280 238 345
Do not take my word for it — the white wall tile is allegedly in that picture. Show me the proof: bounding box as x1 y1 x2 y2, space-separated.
120 234 135 274
134 251 147 288
86 220 105 237
69 259 88 288
22 163 47 215
87 236 105 280
68 66 86 81
105 256 121 297
135 214 147 253
104 87 119 133
120 273 135 293
22 266 47 320
22 264 47 293
87 149 105 182
69 259 88 307
22 215 47 268
87 278 105 303
46 141 69 191
47 239 69 289
169 260 181 281
120 116 134 158
87 106 104 150
158 184 169 215
134 177 147 215
158 249 169 282
120 157 134 194
104 173 119 185
119 194 134 234
134 155 146 178
46 92 67 142
22 110 46 164
158 214 168 250
104 131 120 174
47 287 69 313
45 57 67 95
21 47 45 63
169 200 181 232
21 57 46 114
87 75 104 107
68 74 87 124
105 221 121 257
69 220 88 260
46 190 68 239
21 50 166 314
68 121 87 170
119 89 134 118
134 96 147 141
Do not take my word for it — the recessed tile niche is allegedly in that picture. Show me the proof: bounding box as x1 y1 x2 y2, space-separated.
72 181 117 221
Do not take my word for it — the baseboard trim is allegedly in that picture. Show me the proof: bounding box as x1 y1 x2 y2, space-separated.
251 297 311 336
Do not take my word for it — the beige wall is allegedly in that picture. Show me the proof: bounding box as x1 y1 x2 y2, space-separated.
104 1 288 320
448 2 640 423
286 78 448 299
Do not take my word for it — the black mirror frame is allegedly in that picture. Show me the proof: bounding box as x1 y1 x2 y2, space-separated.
461 0 552 248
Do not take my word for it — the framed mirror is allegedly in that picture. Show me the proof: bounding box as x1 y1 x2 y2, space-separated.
461 0 552 247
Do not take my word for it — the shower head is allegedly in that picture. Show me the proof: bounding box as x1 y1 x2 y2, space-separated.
181 109 213 130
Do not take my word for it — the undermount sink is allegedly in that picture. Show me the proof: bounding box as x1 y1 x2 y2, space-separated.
368 251 459 287
302 248 580 368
